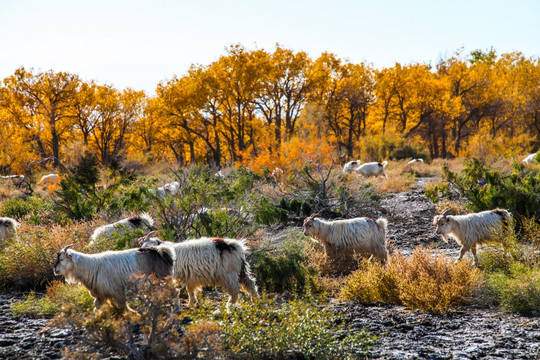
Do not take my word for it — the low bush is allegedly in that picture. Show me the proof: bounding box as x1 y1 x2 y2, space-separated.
55 275 187 359
51 275 374 360
397 249 483 314
0 195 54 224
340 248 484 314
339 257 400 304
219 296 375 359
251 234 322 295
442 158 540 226
152 166 263 240
424 180 451 204
479 217 539 273
11 281 93 317
0 222 92 290
485 263 540 315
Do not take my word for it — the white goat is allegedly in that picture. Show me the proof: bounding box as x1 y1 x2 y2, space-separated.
54 244 175 312
150 181 180 198
0 217 20 249
523 152 538 164
1 175 25 181
433 208 511 266
38 173 61 193
407 158 424 165
215 170 226 180
139 235 258 309
343 160 361 173
89 213 154 247
303 214 388 262
38 173 60 185
354 161 388 178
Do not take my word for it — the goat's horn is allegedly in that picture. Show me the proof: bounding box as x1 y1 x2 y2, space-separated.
145 230 162 239
441 208 453 216
61 244 74 252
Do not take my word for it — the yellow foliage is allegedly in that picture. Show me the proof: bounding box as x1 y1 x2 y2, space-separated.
0 48 539 171
340 248 484 313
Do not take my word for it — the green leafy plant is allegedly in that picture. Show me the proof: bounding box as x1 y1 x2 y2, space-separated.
442 158 540 224
486 263 540 315
11 282 94 317
219 297 375 359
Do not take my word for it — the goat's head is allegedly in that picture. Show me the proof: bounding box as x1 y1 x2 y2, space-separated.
54 244 76 276
432 208 454 239
303 214 320 237
138 230 163 248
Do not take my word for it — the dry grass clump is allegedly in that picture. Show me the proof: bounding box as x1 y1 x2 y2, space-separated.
434 198 468 215
182 321 223 358
0 221 94 290
0 182 25 199
303 239 360 276
340 247 483 314
375 172 416 193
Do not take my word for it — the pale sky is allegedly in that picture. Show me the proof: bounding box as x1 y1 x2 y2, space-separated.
1 0 538 95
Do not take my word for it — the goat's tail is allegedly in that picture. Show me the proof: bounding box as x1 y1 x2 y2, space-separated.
375 218 388 232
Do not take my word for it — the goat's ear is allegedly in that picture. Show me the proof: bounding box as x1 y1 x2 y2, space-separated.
70 252 79 262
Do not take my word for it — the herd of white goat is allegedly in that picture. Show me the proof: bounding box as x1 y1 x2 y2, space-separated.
0 153 536 313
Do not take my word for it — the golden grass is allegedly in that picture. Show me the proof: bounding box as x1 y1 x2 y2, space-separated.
340 247 484 313
434 198 469 215
0 221 95 290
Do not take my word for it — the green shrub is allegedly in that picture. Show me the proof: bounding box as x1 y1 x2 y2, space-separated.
251 196 288 225
442 158 540 224
486 263 540 315
0 196 54 224
220 297 375 359
10 291 58 318
251 236 321 294
11 282 94 317
152 166 262 239
86 227 146 252
478 217 539 273
55 152 137 221
424 181 450 204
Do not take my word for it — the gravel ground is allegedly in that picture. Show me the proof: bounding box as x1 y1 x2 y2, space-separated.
0 293 77 360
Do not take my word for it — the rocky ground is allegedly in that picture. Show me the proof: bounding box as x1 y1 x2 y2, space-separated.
0 293 77 359
0 178 539 359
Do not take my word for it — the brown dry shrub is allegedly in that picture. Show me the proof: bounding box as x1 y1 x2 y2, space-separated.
303 240 360 276
375 172 416 193
340 256 401 304
397 248 483 313
0 181 24 199
182 321 223 358
0 221 94 290
434 198 468 215
340 247 484 314
57 275 190 360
